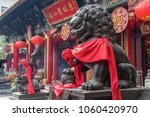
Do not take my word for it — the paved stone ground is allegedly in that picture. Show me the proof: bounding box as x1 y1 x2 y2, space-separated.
0 94 11 100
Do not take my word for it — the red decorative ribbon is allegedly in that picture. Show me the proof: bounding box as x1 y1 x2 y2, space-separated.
20 59 35 94
53 38 122 100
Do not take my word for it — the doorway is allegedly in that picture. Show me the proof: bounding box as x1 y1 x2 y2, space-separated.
142 37 150 84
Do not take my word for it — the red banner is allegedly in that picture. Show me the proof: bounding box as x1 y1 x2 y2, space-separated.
43 0 78 25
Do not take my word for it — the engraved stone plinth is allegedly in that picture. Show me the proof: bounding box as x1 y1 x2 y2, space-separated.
10 92 49 100
137 88 150 100
49 86 146 100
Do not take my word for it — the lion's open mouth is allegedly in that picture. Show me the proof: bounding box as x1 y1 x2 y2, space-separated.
70 28 91 44
76 31 89 44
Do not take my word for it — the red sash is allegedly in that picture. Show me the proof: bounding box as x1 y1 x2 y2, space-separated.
20 59 35 94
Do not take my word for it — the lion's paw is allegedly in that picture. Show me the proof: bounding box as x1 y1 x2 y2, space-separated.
61 68 75 84
81 80 103 90
119 80 132 89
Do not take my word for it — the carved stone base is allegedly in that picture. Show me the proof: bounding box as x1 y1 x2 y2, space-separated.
10 92 49 100
49 86 146 100
137 87 150 100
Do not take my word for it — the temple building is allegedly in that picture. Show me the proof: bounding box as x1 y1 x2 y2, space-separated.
0 0 149 86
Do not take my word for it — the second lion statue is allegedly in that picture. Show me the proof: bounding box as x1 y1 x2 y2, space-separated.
61 4 137 91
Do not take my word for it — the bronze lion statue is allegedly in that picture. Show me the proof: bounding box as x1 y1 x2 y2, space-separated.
61 4 137 91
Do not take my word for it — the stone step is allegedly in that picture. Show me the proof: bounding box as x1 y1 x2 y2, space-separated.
49 86 146 100
0 84 11 89
10 92 49 100
0 89 12 95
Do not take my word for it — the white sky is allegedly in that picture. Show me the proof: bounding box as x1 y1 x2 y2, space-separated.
0 0 18 13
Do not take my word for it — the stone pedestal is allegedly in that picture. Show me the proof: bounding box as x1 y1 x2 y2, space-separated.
10 92 49 100
137 88 150 100
49 86 144 100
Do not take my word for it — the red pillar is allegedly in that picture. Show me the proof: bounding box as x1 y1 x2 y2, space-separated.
53 41 57 80
27 25 33 60
6 58 11 72
46 30 53 84
127 27 133 63
29 42 34 60
13 41 19 72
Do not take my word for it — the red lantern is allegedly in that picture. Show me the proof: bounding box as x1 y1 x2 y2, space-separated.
15 41 27 48
20 59 29 67
30 35 45 45
135 0 150 21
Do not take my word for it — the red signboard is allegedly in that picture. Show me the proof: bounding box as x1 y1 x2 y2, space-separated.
43 0 78 25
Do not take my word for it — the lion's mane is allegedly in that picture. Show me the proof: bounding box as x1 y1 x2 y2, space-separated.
75 4 117 42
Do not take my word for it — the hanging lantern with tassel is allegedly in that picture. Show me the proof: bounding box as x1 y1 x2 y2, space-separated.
135 0 150 21
30 35 45 45
15 41 27 49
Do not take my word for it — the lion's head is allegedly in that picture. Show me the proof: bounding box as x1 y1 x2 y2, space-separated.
70 4 116 44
